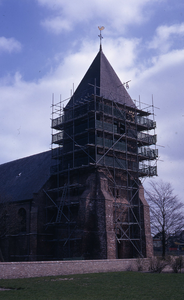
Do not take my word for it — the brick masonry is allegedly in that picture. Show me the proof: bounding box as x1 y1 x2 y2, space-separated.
0 258 151 279
139 185 154 258
0 169 153 261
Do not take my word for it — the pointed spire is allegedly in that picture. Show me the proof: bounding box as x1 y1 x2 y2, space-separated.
98 26 105 51
67 43 135 109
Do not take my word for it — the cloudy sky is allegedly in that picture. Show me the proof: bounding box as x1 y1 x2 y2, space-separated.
0 0 184 201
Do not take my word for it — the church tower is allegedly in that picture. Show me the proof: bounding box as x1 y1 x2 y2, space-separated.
46 41 157 259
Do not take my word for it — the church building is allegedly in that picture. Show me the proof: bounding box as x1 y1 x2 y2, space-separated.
0 40 157 261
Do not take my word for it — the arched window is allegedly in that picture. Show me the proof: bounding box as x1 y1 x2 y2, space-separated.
18 208 26 233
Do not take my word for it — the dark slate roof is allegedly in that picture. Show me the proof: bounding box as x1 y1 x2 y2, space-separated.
67 48 135 108
0 150 52 203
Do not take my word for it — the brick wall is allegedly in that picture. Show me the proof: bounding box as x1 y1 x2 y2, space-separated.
0 258 151 279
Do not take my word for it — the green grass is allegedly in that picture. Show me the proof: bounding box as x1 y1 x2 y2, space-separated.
0 272 184 300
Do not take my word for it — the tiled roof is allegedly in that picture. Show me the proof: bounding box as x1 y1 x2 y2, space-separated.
67 48 135 108
0 151 52 202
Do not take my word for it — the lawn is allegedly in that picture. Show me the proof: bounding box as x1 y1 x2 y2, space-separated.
0 271 184 300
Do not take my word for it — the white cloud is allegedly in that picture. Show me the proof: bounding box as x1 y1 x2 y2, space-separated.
0 37 22 53
148 23 184 52
125 38 184 202
129 48 184 99
37 0 164 34
1 33 183 164
1 28 184 202
0 36 140 163
41 17 72 34
0 73 51 163
0 42 92 163
105 37 141 69
149 155 184 202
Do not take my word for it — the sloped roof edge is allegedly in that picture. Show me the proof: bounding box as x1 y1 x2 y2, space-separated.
67 48 136 108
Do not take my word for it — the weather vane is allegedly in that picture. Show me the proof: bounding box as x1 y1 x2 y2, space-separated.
98 26 105 49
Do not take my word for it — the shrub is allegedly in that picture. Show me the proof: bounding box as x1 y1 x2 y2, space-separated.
149 256 167 273
136 257 144 272
170 256 184 273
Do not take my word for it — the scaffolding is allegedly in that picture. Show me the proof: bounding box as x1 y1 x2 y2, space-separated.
45 85 158 259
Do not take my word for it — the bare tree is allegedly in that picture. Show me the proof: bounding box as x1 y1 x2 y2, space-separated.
145 180 184 258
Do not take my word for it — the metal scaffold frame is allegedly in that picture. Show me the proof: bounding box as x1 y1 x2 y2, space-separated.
45 83 158 259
